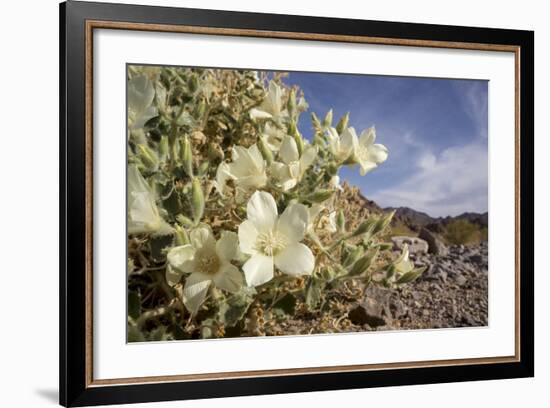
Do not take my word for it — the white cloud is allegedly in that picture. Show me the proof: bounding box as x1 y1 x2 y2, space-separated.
370 142 488 217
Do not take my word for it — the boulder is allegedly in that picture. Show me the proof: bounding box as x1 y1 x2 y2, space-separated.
391 236 429 255
418 228 449 256
348 300 386 328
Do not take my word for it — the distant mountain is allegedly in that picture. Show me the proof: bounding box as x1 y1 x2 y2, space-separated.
384 206 435 228
383 206 488 233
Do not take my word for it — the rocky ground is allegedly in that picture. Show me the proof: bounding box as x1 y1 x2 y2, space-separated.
347 232 488 331
256 231 488 336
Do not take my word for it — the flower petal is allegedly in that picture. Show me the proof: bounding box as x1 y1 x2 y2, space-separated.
216 231 239 261
359 161 378 176
246 191 278 233
190 225 216 251
213 263 243 293
165 264 183 287
279 136 299 164
249 108 272 120
275 243 315 276
299 145 317 173
248 144 265 169
167 245 196 273
339 127 358 160
359 127 376 146
214 162 232 196
368 143 389 164
277 202 309 242
182 273 211 315
243 253 274 286
238 220 259 255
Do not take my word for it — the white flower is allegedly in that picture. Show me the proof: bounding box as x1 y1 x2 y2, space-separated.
128 75 158 131
214 162 232 196
249 81 288 124
351 127 389 176
327 211 338 233
394 244 414 275
270 136 317 191
238 191 315 286
127 165 173 236
167 226 243 314
229 144 268 190
262 123 286 151
307 204 337 234
215 144 267 196
326 127 357 162
329 175 343 191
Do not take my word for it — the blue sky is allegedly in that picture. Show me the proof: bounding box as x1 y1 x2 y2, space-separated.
286 72 488 217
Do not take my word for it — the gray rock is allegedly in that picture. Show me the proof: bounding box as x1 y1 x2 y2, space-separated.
349 300 386 327
418 228 449 256
391 236 429 255
468 254 484 264
455 275 467 286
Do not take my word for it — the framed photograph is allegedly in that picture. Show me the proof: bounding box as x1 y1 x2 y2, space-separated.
60 1 534 406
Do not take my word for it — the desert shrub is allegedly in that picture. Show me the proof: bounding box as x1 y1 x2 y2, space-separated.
444 219 478 245
126 66 425 340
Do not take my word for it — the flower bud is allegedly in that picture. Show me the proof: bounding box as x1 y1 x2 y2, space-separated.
336 210 346 233
187 74 199 93
174 224 190 246
343 245 363 268
351 219 376 237
293 132 304 156
176 214 194 227
311 112 321 129
372 210 395 235
323 109 333 128
306 189 334 203
136 144 158 170
197 161 210 176
349 249 378 276
287 89 297 116
194 98 206 119
257 137 273 165
159 135 169 162
191 178 205 224
180 135 193 177
336 112 350 134
288 120 298 137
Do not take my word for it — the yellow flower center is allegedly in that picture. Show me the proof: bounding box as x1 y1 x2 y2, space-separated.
256 231 287 257
196 251 221 275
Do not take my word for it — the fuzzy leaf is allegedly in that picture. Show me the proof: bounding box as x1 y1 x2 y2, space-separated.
149 234 174 262
127 325 145 343
305 277 325 310
128 291 141 320
218 291 255 327
396 266 427 284
272 293 297 315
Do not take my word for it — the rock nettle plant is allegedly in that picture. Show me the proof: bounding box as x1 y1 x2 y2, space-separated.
126 66 426 341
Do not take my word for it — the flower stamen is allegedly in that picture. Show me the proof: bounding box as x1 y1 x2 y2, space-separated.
256 231 287 257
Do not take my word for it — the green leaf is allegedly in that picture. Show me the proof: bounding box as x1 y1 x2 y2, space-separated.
162 187 183 216
348 248 379 276
305 277 325 310
218 290 255 327
128 290 141 320
396 266 427 284
149 234 174 262
127 325 145 343
272 293 297 315
147 326 174 341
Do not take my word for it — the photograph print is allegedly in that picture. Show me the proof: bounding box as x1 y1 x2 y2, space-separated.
126 64 488 342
